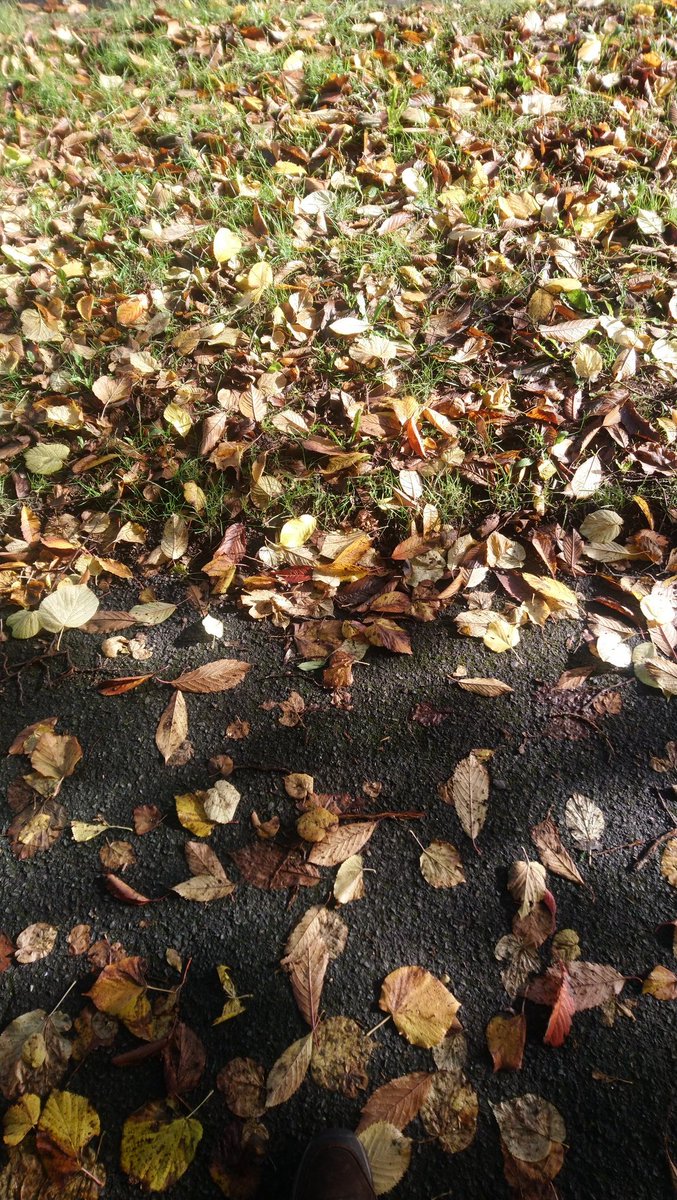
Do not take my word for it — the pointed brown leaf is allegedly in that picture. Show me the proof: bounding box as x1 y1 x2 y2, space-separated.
486 1013 526 1071
357 1072 434 1133
169 659 251 694
308 821 377 866
97 674 153 696
531 817 584 886
155 691 189 764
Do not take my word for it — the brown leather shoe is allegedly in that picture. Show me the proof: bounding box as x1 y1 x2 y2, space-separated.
293 1130 376 1200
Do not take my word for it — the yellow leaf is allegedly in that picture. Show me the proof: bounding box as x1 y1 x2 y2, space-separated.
379 967 460 1048
183 481 206 513
37 1089 100 1157
213 228 242 263
163 403 192 437
279 515 317 548
121 1101 202 1192
175 792 214 838
246 261 273 296
24 443 70 475
358 1122 412 1195
3 1094 40 1146
521 573 580 617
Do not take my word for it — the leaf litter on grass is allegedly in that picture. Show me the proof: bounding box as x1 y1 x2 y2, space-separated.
1 0 677 1196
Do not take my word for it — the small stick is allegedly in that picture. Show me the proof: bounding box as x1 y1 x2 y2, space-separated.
631 827 677 872
365 1016 390 1038
341 810 425 821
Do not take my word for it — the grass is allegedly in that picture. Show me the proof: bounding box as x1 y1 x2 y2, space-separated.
1 0 676 569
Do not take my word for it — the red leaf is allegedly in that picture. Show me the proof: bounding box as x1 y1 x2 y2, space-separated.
104 874 160 905
97 674 153 696
544 965 575 1048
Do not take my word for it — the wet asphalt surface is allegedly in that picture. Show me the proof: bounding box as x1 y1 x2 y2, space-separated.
0 592 676 1199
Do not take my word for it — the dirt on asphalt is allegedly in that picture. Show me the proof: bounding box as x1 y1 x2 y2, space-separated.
1 595 676 1199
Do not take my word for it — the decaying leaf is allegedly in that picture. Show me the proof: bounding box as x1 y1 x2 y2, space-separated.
217 1058 266 1120
492 1093 566 1163
14 924 58 965
281 905 348 1027
379 967 460 1048
0 1010 72 1101
642 965 677 1001
310 1017 373 1097
420 1070 478 1154
443 753 490 845
662 840 677 887
308 821 377 866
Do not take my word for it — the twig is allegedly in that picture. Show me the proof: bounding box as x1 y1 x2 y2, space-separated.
631 827 677 872
342 810 425 821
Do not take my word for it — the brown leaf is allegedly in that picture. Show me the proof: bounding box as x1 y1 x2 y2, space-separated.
531 817 585 886
7 717 58 756
97 674 153 696
456 678 513 697
446 753 490 845
67 925 91 957
133 804 162 835
15 923 57 964
357 1072 433 1133
527 961 625 1014
169 659 251 694
266 1033 313 1108
104 874 157 905
308 821 377 866
508 861 547 919
162 1022 206 1096
0 933 14 973
155 690 189 764
8 797 67 859
217 1058 266 1120
99 840 136 872
486 1013 526 1071
281 906 348 1026
29 732 82 785
231 842 320 890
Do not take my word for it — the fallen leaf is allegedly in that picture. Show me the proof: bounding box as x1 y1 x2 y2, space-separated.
642 965 677 1001
486 1013 527 1071
120 1100 202 1191
531 817 585 886
310 1017 373 1097
456 677 513 697
508 860 547 918
379 966 460 1048
265 1033 313 1108
443 753 490 845
308 821 377 866
169 659 251 694
155 691 189 764
492 1093 566 1163
357 1072 433 1133
334 855 365 904
565 793 605 853
357 1122 411 1195
420 1070 478 1153
15 923 58 964
419 841 466 888
217 1058 266 1120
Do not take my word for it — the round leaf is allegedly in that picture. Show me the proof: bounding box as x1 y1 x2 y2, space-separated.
38 585 99 633
24 444 70 475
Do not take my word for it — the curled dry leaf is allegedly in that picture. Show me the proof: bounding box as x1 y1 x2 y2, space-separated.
419 841 466 889
456 677 513 697
334 855 365 904
15 923 58 965
357 1122 411 1196
203 780 240 824
420 1070 479 1154
495 935 541 999
379 966 460 1048
265 1033 313 1108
